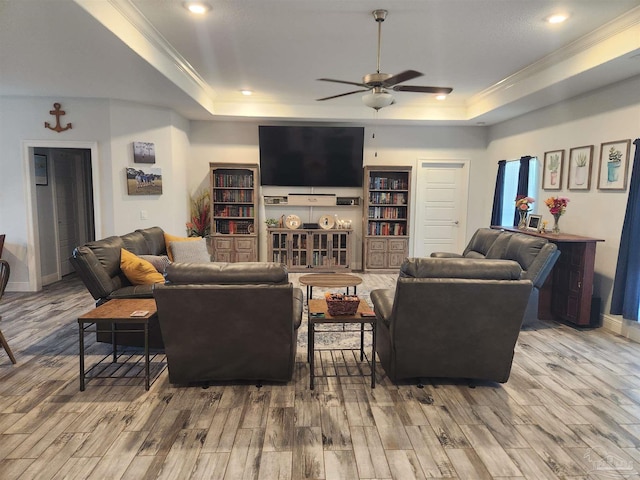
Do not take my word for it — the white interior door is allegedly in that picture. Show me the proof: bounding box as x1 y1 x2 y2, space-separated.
414 160 469 257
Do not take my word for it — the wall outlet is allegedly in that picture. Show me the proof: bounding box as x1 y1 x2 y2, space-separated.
140 210 148 220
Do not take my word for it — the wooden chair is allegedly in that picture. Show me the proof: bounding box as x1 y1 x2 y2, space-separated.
0 260 16 364
0 234 5 258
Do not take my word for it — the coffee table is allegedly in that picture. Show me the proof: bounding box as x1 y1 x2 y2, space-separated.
78 298 161 391
308 298 376 390
299 273 362 303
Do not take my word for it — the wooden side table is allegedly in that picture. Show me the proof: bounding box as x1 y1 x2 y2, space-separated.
299 273 363 304
78 298 160 391
308 299 376 390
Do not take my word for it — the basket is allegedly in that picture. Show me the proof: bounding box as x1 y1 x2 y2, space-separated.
325 293 360 316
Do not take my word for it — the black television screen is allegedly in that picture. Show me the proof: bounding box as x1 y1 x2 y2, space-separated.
259 126 364 187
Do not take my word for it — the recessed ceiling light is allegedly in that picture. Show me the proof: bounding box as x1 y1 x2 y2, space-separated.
435 94 447 101
184 2 211 15
241 90 253 96
547 14 568 24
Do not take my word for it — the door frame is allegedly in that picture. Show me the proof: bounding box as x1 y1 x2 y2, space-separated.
22 140 102 291
412 158 470 257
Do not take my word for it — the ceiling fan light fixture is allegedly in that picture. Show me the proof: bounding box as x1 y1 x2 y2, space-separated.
362 91 394 110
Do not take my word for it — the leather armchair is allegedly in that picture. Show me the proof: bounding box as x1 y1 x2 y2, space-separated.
431 228 559 324
371 257 532 383
153 262 303 385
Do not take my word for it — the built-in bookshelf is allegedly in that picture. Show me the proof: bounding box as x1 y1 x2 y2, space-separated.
363 166 411 271
209 163 259 262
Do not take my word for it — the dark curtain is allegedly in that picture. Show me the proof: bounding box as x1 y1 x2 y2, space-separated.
513 156 531 226
611 139 640 321
490 160 506 226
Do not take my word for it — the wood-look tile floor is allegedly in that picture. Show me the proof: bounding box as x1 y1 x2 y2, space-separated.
1 273 640 479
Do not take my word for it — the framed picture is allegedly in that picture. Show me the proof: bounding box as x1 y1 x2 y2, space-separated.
567 145 594 190
133 141 156 164
126 167 163 195
597 140 631 191
34 154 48 186
526 214 542 232
542 150 564 190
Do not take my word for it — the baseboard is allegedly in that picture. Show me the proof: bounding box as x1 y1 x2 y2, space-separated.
6 281 33 292
601 313 640 343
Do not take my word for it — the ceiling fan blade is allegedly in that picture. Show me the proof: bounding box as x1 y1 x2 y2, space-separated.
382 70 423 87
316 89 370 101
392 85 454 94
317 78 368 88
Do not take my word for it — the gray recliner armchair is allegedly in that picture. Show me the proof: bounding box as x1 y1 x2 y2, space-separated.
431 228 560 325
371 257 532 383
153 262 303 385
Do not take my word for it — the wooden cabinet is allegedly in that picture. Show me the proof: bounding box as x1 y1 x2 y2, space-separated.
267 228 352 272
494 227 603 326
363 166 411 272
210 163 259 262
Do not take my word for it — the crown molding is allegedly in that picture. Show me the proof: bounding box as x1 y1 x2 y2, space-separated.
74 0 217 114
470 6 640 106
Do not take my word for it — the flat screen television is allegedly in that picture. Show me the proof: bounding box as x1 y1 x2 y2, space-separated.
259 126 364 187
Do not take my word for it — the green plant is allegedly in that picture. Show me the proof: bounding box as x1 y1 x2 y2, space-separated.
186 189 211 237
608 147 622 163
265 218 279 227
575 153 587 167
548 154 560 172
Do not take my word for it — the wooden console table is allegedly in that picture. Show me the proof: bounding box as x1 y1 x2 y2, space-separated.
492 226 604 327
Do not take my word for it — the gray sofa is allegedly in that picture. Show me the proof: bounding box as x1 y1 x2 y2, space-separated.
371 257 532 383
154 262 303 385
431 228 560 323
70 226 169 305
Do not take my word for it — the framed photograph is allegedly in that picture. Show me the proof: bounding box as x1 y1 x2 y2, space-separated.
126 167 163 195
526 214 542 232
34 154 48 186
598 140 631 191
542 150 564 190
567 145 594 190
133 141 156 164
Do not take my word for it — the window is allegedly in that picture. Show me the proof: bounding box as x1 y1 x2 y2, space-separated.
500 157 538 226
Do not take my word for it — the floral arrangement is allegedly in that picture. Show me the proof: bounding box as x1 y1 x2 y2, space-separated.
515 195 535 212
186 189 211 237
544 196 569 216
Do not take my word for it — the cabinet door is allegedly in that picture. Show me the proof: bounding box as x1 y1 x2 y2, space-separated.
291 232 308 267
331 232 350 268
366 238 387 269
235 237 256 262
311 233 330 267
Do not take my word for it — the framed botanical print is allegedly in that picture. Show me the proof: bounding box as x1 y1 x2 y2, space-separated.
542 150 564 190
597 140 631 191
567 145 593 190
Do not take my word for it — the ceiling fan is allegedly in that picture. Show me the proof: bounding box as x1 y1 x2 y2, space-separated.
316 9 453 110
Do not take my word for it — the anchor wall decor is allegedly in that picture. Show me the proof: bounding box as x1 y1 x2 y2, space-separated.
44 103 72 133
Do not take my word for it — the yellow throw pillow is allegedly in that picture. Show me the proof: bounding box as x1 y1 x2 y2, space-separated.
164 232 201 261
120 248 165 285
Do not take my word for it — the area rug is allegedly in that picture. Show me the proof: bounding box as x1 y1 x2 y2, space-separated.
295 287 374 355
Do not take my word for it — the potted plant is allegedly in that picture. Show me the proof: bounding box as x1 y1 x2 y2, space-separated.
607 146 623 182
186 189 211 237
574 153 588 185
547 154 560 185
265 218 279 228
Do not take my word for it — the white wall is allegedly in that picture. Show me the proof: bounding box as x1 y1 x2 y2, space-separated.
188 120 488 269
0 96 190 291
487 74 640 337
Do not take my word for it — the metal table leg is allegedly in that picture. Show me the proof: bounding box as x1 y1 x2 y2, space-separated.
144 322 150 390
309 322 315 390
371 320 376 389
79 321 85 391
